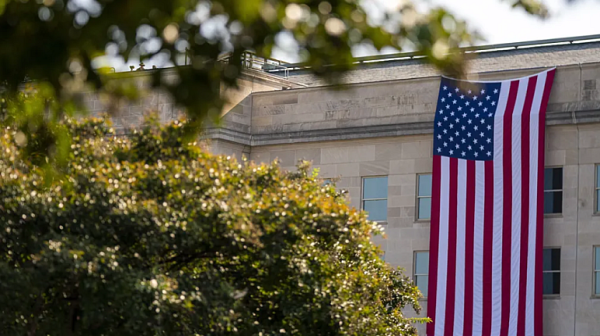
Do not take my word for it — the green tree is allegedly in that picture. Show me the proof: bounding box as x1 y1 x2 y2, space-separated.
0 0 547 161
0 115 425 335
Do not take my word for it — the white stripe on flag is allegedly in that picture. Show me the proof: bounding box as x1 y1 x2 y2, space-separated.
472 161 486 336
508 78 529 335
491 81 510 334
526 71 547 335
454 158 467 335
435 156 451 336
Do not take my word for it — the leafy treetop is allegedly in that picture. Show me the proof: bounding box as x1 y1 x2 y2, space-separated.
0 117 425 336
0 0 549 161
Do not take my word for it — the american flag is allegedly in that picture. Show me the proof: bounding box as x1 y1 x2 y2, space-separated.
426 69 556 336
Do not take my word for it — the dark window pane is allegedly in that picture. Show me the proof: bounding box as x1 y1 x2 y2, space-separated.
418 174 432 197
543 249 551 270
595 247 600 271
415 252 429 274
543 272 560 295
543 248 561 271
322 179 331 186
363 177 388 199
416 275 429 297
544 168 563 190
544 191 562 214
596 272 600 295
597 189 600 213
363 200 387 221
597 166 600 188
418 198 432 220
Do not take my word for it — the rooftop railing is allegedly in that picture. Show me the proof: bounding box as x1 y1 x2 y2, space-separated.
217 51 291 78
186 34 600 78
276 33 600 72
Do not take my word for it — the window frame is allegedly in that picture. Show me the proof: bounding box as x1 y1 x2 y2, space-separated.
543 166 564 215
413 250 430 298
542 247 561 297
595 164 600 214
416 173 433 221
361 176 388 223
594 246 600 297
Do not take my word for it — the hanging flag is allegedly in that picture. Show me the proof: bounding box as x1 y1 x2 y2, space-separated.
426 69 556 336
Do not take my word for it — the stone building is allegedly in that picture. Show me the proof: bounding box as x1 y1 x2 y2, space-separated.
87 35 600 335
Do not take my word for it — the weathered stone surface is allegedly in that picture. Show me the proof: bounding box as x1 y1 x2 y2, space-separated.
284 42 600 86
79 40 600 336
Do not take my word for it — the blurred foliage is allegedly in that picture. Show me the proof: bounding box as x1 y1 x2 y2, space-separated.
0 117 426 335
0 0 549 162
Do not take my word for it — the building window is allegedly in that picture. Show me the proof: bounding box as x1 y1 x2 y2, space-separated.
595 246 600 296
417 174 432 220
543 248 561 295
322 179 332 187
362 176 388 222
596 165 600 213
544 167 563 214
414 251 429 297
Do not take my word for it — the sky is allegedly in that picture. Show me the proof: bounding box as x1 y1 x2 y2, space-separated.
346 0 600 56
106 0 600 70
273 0 600 61
429 0 599 45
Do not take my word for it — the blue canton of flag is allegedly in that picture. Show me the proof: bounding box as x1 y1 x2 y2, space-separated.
433 78 502 161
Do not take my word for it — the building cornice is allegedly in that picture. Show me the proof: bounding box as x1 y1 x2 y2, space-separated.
208 109 600 147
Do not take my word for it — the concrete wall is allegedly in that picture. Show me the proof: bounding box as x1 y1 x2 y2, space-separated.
209 139 250 160
79 46 600 335
246 63 600 336
286 41 600 87
250 63 600 145
81 67 299 137
248 124 600 336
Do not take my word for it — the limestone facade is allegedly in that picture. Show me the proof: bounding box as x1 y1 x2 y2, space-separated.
247 60 600 336
87 39 600 336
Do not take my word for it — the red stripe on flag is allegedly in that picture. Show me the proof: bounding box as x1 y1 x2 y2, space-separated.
535 69 555 335
427 155 442 336
517 75 538 335
463 160 476 336
444 158 459 335
482 159 494 336
500 80 519 336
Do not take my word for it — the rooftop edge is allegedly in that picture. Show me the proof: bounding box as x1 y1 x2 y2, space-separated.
277 34 600 71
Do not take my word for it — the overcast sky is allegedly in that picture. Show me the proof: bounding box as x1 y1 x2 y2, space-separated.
273 0 600 61
107 0 600 70
432 0 599 45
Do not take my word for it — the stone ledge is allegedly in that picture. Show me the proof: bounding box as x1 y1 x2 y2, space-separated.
207 109 600 147
203 127 252 146
546 109 600 125
250 121 432 146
